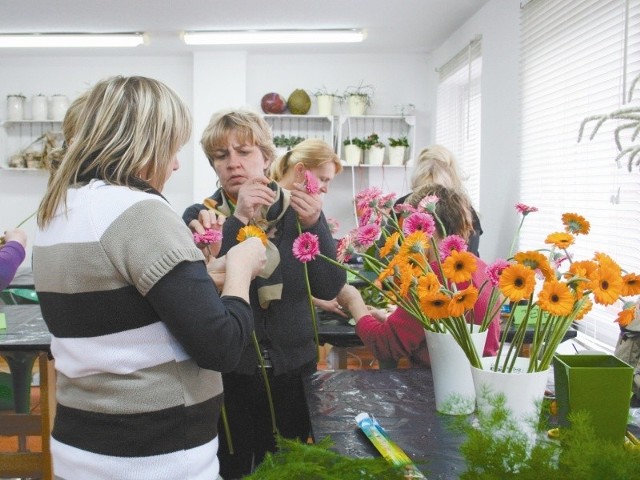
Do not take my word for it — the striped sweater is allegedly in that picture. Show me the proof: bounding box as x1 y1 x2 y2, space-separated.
33 180 254 480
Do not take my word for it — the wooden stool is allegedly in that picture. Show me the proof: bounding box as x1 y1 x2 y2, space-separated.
0 352 55 479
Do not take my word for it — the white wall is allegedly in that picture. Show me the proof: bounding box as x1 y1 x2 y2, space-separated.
426 0 521 262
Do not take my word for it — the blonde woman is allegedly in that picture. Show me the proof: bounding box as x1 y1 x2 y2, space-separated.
183 111 345 479
33 76 266 480
398 144 483 256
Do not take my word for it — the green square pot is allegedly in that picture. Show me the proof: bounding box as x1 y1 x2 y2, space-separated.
553 354 633 445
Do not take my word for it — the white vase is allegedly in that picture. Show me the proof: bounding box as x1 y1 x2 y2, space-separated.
31 95 48 121
7 95 25 121
425 328 488 415
50 94 69 121
388 146 406 166
316 94 334 116
348 95 368 115
344 144 363 166
471 356 550 430
366 146 385 166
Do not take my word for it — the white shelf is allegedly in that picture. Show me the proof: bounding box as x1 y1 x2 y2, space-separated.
1 120 63 170
263 114 335 148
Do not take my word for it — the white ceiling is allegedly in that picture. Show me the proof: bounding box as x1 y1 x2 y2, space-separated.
0 0 491 56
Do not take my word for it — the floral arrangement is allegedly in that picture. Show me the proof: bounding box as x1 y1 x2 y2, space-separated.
291 186 640 373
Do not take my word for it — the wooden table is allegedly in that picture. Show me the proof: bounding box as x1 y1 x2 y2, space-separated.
303 368 467 479
0 304 55 479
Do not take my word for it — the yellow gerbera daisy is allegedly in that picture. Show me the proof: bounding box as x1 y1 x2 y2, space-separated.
589 266 623 306
622 273 640 297
498 263 536 302
514 250 554 281
442 250 477 284
537 280 574 316
420 292 451 320
379 232 400 258
561 212 591 235
236 225 268 246
448 286 479 317
545 232 575 249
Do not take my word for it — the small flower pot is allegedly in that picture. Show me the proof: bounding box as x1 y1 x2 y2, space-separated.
347 95 368 115
31 95 48 121
366 146 385 166
316 94 334 116
7 95 25 121
343 144 363 166
388 146 406 166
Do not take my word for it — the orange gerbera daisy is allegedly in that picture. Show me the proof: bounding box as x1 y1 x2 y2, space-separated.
568 260 598 280
594 252 621 274
448 286 479 317
417 272 441 297
236 225 268 246
561 212 591 235
399 231 429 257
397 262 415 298
498 263 536 302
537 280 574 316
573 297 593 321
420 292 451 320
589 266 623 306
545 232 575 249
622 273 640 297
442 250 477 283
379 232 400 258
514 250 554 281
615 308 635 328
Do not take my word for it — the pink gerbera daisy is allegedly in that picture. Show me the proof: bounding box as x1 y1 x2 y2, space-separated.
417 195 439 213
439 235 467 259
356 223 382 248
336 234 355 263
486 259 510 286
515 203 538 215
292 232 320 263
402 212 436 236
193 229 223 245
304 170 321 194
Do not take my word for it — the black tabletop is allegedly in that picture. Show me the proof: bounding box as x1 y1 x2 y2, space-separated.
0 304 50 351
303 368 467 479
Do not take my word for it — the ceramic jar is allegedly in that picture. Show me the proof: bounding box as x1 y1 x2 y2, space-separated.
31 95 48 121
7 95 25 121
50 94 69 121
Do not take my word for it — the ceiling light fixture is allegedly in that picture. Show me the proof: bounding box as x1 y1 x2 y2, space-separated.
0 33 146 48
182 29 365 46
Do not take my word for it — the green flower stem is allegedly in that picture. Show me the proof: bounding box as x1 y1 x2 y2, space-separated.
509 216 526 258
220 403 234 454
16 210 37 228
252 332 278 434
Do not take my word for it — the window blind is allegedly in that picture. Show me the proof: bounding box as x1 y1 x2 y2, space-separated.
435 38 482 210
519 0 640 349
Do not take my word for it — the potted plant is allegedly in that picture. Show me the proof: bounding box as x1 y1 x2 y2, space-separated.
273 135 305 157
343 137 365 166
343 83 374 115
364 133 385 166
388 136 409 166
312 86 341 116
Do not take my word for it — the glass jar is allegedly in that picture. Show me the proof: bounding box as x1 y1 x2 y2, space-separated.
31 95 48 121
7 95 25 121
50 94 69 121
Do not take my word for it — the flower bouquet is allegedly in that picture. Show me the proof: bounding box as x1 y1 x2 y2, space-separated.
292 187 640 373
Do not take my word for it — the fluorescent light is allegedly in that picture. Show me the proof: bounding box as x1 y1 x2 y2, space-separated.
0 33 146 48
183 29 365 46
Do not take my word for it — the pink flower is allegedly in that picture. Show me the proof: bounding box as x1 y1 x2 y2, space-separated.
486 259 510 286
417 195 439 213
378 193 397 209
327 217 340 235
336 234 355 263
193 228 223 245
394 203 417 217
515 203 538 216
304 170 321 195
292 232 320 263
402 212 436 236
439 235 468 259
356 223 381 248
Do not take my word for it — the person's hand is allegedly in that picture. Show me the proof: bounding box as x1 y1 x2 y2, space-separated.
188 209 226 260
234 176 276 225
367 306 389 323
290 182 322 228
313 297 349 318
226 236 267 279
3 228 27 248
206 255 227 290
